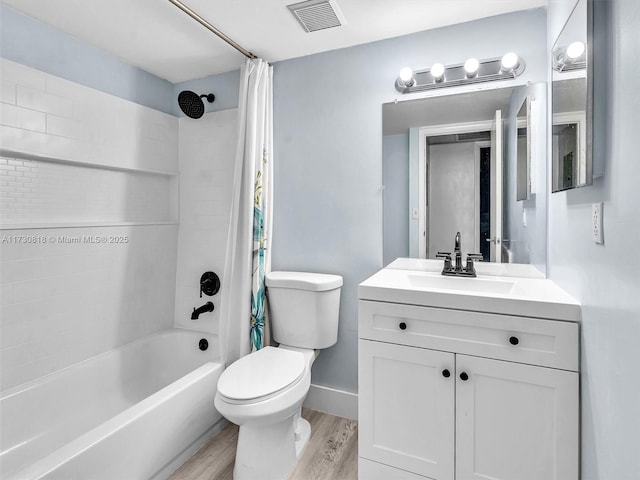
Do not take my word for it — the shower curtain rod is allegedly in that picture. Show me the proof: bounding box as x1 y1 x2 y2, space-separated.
167 0 257 60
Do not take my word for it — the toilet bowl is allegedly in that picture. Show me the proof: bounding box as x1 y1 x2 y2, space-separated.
214 346 316 479
214 271 342 480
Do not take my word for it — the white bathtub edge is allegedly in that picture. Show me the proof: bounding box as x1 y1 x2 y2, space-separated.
11 362 223 480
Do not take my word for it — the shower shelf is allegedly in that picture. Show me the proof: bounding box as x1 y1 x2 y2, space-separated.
0 221 178 231
0 149 179 176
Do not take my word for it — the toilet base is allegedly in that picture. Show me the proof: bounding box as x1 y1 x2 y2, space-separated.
294 417 311 458
233 411 311 480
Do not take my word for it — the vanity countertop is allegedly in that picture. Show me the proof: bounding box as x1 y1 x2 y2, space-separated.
359 259 580 322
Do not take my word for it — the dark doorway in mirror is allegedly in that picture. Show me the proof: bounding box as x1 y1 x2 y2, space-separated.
479 146 491 261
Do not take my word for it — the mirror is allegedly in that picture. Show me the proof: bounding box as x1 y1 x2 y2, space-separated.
382 83 546 271
516 97 531 201
551 0 593 192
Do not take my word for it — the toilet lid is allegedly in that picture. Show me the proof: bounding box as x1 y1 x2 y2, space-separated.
217 347 305 401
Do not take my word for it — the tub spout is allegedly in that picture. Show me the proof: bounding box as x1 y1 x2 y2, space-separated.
191 302 214 320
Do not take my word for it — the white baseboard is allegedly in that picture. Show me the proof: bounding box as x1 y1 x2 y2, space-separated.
303 383 358 420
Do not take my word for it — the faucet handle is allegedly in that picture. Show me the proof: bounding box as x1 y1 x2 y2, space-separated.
464 253 484 277
436 252 453 273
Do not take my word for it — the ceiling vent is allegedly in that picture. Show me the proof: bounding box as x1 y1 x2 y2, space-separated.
287 0 346 33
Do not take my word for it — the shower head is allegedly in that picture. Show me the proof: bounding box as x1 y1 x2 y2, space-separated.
177 90 215 119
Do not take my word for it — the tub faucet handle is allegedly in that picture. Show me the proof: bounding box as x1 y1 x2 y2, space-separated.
200 272 221 298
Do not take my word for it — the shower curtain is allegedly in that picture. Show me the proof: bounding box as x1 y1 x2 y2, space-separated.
219 58 273 366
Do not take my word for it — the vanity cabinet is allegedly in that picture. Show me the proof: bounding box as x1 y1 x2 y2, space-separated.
359 340 455 479
358 299 579 480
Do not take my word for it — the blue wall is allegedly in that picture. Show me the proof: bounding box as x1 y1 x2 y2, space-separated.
0 4 174 114
271 8 548 392
547 0 640 478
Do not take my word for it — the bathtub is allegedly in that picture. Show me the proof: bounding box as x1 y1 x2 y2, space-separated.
0 328 225 480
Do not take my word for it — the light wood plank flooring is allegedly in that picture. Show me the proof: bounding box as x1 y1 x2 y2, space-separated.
169 408 357 480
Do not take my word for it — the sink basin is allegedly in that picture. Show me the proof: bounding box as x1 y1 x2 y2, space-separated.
358 261 581 321
408 273 515 294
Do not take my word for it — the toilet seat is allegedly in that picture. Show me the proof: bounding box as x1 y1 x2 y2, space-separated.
217 347 306 404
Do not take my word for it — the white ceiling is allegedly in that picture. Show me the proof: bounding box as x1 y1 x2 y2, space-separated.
3 0 546 84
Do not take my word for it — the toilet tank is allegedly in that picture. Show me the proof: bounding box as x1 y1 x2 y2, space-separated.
265 271 342 349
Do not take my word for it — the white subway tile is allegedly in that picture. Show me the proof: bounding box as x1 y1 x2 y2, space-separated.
0 283 13 306
46 114 78 138
0 124 20 150
1 60 47 90
0 344 34 369
17 85 73 117
45 74 93 105
1 81 17 104
0 103 47 132
0 125 74 160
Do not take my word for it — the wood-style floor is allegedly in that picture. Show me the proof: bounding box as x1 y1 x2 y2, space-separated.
168 408 358 480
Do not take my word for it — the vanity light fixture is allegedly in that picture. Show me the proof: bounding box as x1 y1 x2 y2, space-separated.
394 53 526 93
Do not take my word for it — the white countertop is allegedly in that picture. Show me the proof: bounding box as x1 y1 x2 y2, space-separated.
359 259 580 322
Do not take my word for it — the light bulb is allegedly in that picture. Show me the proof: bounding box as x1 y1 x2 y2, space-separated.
464 58 479 77
399 67 414 82
430 63 445 81
501 52 519 72
399 67 415 87
566 41 585 60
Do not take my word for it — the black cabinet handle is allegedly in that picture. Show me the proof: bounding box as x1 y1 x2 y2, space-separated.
509 336 520 346
459 371 469 381
442 369 451 378
399 322 407 330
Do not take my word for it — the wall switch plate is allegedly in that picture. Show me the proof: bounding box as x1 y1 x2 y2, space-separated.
592 202 604 244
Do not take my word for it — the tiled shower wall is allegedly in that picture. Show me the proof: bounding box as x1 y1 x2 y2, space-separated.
0 157 173 225
174 109 238 334
0 59 177 171
0 60 179 391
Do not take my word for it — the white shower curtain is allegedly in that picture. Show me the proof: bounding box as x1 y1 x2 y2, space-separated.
219 58 273 366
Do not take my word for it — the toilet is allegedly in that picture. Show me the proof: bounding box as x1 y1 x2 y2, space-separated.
214 271 343 480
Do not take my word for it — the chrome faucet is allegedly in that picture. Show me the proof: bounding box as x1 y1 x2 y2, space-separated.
437 232 484 277
454 231 462 272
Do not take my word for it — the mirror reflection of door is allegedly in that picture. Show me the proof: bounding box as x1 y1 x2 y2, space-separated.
426 139 482 259
423 110 502 263
552 114 584 191
490 109 503 263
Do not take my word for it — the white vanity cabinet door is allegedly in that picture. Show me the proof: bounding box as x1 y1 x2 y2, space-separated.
359 458 433 479
359 339 455 480
455 355 579 480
